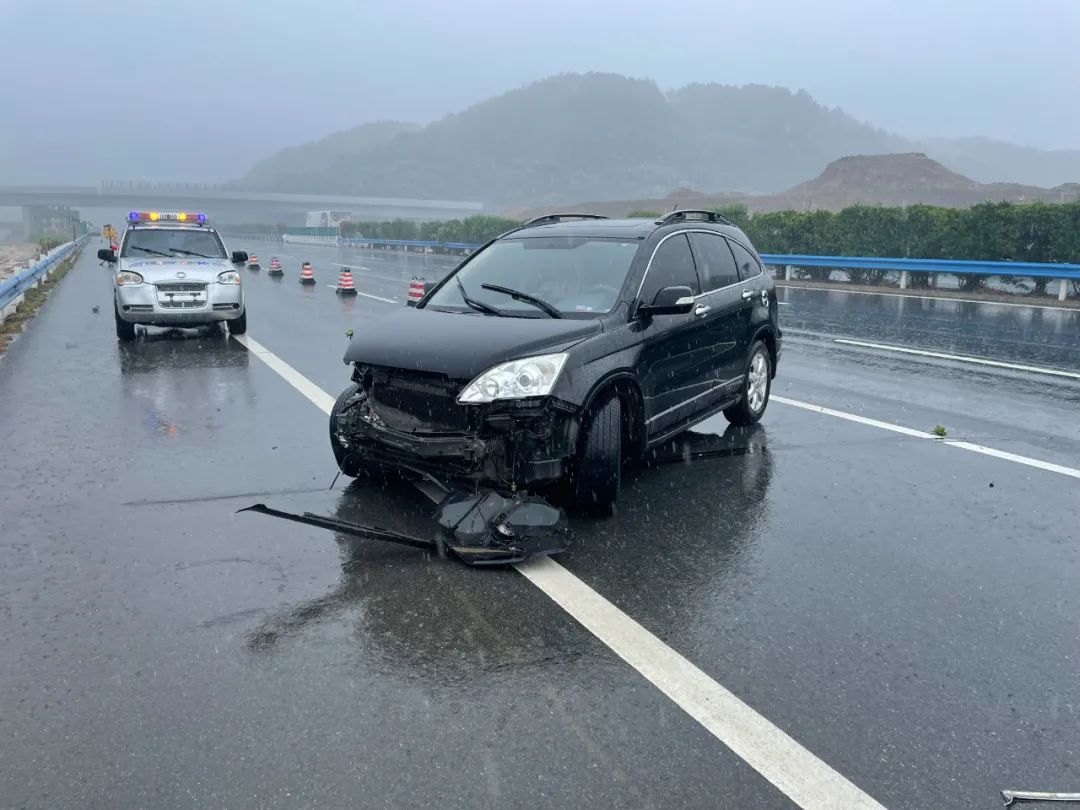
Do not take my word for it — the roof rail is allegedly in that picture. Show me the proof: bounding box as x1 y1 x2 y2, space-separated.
521 213 609 228
656 209 734 226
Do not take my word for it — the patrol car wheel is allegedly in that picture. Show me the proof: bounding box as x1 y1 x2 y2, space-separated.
228 308 247 335
114 301 136 342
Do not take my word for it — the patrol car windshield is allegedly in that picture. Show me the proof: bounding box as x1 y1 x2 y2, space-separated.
121 228 227 260
425 236 640 317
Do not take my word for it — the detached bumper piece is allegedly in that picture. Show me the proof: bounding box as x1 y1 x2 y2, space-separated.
240 490 570 567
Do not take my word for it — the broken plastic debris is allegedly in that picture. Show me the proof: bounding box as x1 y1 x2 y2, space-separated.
1001 789 1080 807
240 488 570 567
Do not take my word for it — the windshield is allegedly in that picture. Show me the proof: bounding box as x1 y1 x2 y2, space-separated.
121 227 227 260
425 236 640 316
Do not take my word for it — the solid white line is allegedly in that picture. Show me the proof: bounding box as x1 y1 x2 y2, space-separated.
775 283 1077 312
515 557 884 809
832 338 1080 380
230 334 336 415
773 395 1080 480
233 333 885 810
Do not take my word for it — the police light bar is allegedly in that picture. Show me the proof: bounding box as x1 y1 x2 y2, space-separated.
128 211 208 224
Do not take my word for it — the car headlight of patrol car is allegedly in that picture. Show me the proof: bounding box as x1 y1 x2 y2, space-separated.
115 271 144 286
458 353 568 403
217 270 241 285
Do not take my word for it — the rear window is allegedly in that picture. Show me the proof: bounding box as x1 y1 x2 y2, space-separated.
426 236 640 317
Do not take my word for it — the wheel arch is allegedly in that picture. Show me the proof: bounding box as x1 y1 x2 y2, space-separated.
751 324 778 378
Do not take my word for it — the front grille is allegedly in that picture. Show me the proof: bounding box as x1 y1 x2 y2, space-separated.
126 304 154 313
155 282 206 293
367 367 468 433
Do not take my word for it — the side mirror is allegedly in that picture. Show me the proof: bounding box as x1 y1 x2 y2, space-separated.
97 248 116 263
231 251 248 264
637 285 695 316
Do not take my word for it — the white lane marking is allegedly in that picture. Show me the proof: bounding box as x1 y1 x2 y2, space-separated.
326 286 398 304
233 334 885 810
775 283 1077 313
832 338 1080 381
230 334 336 414
773 395 1080 480
515 556 884 809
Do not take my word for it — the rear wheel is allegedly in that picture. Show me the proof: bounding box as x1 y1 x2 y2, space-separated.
724 341 771 426
114 301 136 342
573 393 622 515
228 308 247 335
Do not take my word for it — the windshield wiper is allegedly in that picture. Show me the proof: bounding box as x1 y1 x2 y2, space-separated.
455 276 505 316
169 249 214 258
481 283 562 319
131 246 171 257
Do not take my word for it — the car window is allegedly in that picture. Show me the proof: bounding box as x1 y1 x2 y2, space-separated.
689 232 739 290
121 228 227 260
640 233 699 304
425 236 639 316
726 238 763 281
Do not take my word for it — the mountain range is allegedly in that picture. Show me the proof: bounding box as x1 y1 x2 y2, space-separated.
231 73 1080 209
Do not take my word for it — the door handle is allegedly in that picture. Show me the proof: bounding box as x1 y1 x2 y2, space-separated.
694 304 711 317
741 290 754 301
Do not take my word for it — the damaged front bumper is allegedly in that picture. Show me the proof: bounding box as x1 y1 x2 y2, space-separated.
332 384 580 489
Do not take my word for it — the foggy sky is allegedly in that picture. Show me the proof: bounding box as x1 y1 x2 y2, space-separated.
1 0 1078 185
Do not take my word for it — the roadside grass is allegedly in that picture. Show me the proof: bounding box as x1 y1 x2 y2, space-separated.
0 250 81 355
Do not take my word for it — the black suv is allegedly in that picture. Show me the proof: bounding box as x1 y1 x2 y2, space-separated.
330 211 781 511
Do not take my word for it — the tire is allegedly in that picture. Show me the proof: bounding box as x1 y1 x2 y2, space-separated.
573 393 622 514
330 384 367 477
114 302 136 342
724 340 772 426
228 308 247 335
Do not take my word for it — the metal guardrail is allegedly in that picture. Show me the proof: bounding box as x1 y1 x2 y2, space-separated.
760 254 1080 301
0 236 89 316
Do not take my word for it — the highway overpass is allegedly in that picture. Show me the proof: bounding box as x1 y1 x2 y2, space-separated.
0 183 485 225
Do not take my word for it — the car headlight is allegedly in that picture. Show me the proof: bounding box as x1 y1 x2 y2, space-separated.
458 353 569 404
217 270 241 285
115 271 143 286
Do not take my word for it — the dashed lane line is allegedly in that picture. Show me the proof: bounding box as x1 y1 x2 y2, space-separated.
831 338 1080 381
772 395 1080 480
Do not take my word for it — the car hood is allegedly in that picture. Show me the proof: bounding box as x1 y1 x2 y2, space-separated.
119 257 234 283
343 306 602 380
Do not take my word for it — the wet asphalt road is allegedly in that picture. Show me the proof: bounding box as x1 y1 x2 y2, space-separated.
1 240 1078 809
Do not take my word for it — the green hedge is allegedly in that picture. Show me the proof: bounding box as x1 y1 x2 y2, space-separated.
741 202 1080 292
340 215 521 244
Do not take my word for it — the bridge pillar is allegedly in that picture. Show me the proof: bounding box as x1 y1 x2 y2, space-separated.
1060 279 1070 301
899 270 909 289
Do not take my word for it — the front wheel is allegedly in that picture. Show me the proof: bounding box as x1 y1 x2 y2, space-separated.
573 393 622 515
330 384 368 477
114 302 136 342
228 308 247 335
724 341 771 426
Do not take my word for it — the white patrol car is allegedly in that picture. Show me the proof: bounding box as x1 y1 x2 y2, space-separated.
98 212 248 341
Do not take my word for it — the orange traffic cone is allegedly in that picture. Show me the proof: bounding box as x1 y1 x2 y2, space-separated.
336 266 357 296
299 262 315 285
407 276 425 306
247 254 260 270
268 256 282 275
